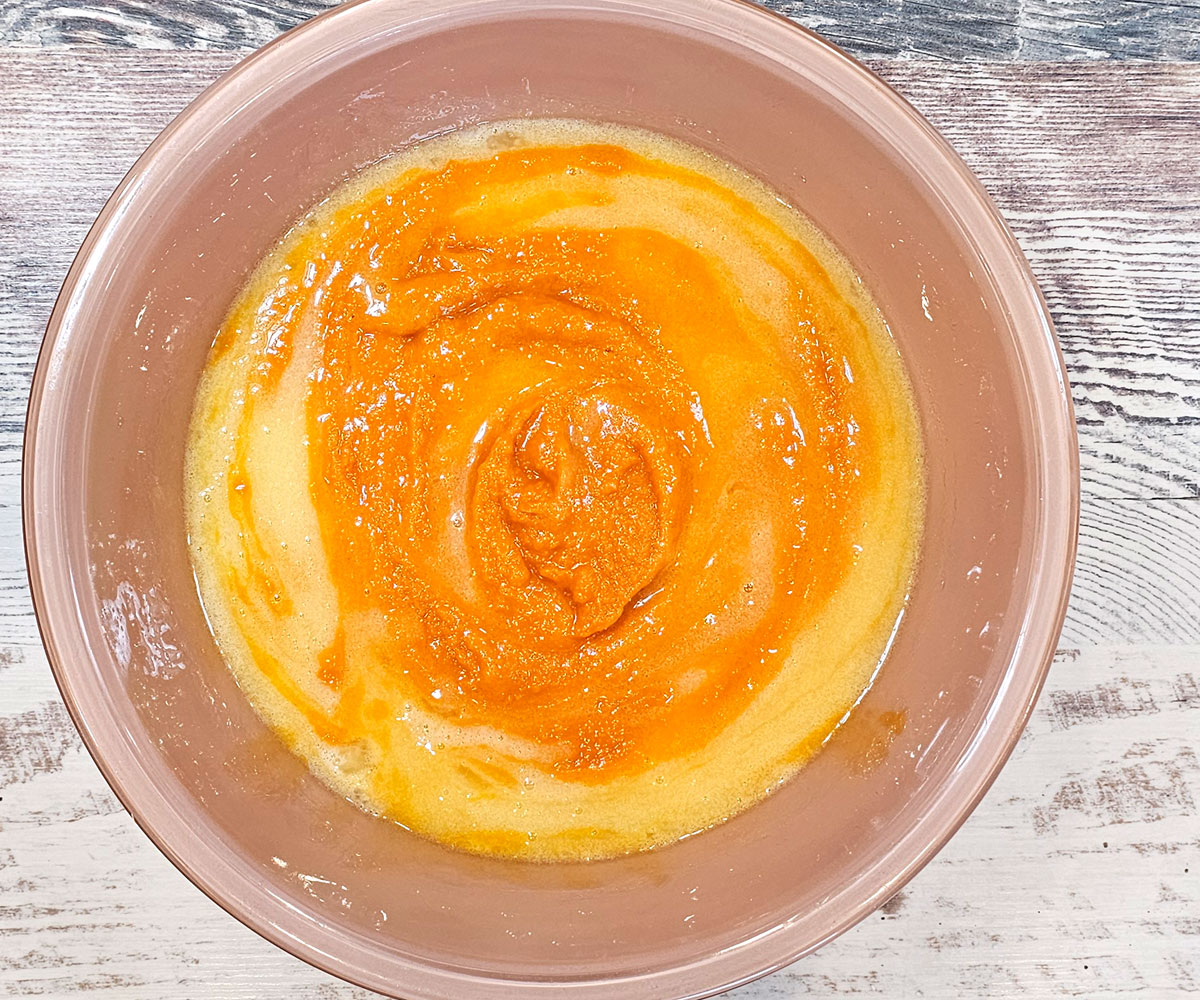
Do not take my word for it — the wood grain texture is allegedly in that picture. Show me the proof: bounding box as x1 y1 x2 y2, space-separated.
2 639 1195 998
2 0 1200 60
1 19 1198 1000
2 55 1196 510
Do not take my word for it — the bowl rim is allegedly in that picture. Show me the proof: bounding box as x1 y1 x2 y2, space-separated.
23 0 1080 997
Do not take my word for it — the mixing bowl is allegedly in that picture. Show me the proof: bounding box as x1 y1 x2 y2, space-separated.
23 0 1079 996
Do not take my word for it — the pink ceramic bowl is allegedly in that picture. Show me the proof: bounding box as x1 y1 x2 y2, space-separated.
24 0 1078 996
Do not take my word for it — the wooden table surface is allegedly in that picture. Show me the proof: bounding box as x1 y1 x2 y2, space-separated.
2 1 1198 996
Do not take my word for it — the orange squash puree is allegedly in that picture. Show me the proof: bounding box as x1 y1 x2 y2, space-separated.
186 120 923 860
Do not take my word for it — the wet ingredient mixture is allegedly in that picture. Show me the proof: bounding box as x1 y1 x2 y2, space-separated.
185 120 924 861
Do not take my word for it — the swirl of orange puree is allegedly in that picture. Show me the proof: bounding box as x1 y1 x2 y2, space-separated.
308 153 861 778
187 121 922 859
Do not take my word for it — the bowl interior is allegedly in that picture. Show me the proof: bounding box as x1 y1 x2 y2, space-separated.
26 1 1076 997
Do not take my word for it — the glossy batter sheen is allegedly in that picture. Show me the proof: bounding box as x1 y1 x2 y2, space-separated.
186 120 923 861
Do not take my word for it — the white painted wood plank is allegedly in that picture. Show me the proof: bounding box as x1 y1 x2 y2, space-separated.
3 56 1196 508
2 641 1195 996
